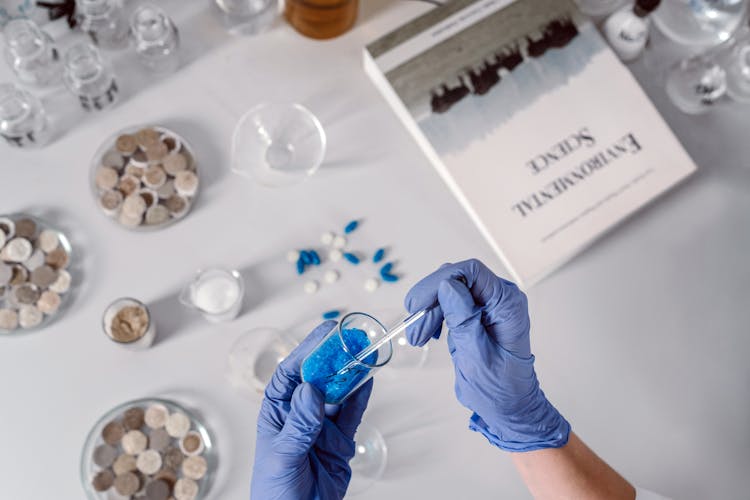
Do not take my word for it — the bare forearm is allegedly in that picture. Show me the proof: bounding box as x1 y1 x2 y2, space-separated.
512 433 635 500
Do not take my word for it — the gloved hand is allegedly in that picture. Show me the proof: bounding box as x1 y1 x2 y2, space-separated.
251 321 373 500
405 259 570 452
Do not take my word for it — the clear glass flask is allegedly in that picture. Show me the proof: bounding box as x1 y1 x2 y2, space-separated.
348 423 388 495
2 19 61 87
179 268 244 323
652 0 748 49
76 0 130 50
665 54 728 113
62 42 119 112
301 312 393 405
130 4 180 74
0 83 48 148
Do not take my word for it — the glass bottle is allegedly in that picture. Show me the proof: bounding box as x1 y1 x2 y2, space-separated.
665 54 727 113
285 0 358 40
130 4 180 73
76 0 130 50
603 0 662 61
0 82 48 148
652 0 748 49
62 42 119 112
2 19 61 86
573 0 626 18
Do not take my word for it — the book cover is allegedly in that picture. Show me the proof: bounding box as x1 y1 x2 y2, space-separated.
364 0 697 286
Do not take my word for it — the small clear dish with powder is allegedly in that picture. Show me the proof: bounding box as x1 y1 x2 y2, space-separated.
0 213 75 335
80 397 215 500
89 124 200 231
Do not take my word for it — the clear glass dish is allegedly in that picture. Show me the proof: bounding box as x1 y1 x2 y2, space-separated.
0 213 74 335
89 124 200 231
80 397 215 500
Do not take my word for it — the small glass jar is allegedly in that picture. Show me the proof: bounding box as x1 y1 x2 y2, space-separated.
0 83 49 148
213 0 275 35
130 4 180 74
284 0 358 39
301 312 392 404
2 18 61 86
102 297 156 349
76 0 130 50
179 268 244 323
63 42 119 112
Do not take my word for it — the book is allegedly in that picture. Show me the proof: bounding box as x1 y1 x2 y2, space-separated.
364 0 697 286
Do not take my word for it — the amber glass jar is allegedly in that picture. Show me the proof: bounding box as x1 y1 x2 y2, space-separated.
284 0 359 39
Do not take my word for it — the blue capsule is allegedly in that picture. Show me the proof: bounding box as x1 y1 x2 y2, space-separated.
343 252 360 265
300 251 313 265
379 262 393 275
344 220 359 234
296 259 306 275
381 273 399 282
322 310 341 320
310 250 321 266
373 248 385 263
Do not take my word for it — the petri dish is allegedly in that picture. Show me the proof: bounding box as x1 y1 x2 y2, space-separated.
80 397 215 500
0 213 74 335
89 124 200 231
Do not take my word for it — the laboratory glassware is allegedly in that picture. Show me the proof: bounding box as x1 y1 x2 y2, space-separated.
2 18 61 86
285 0 358 39
76 0 130 50
213 0 275 35
101 297 156 350
301 312 393 405
368 308 429 371
0 83 48 148
721 29 750 102
665 53 728 113
348 423 388 495
652 0 748 49
603 0 662 61
130 3 180 73
63 42 118 112
231 102 326 187
179 268 245 323
227 327 299 395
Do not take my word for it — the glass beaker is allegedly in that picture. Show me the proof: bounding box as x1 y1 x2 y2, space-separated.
348 423 388 495
2 18 61 87
130 3 180 74
665 53 728 113
213 0 276 35
102 297 156 349
62 42 119 112
722 31 750 101
284 0 358 39
0 83 49 148
179 268 244 322
226 327 299 395
301 312 393 405
231 102 326 187
652 0 748 49
76 0 130 50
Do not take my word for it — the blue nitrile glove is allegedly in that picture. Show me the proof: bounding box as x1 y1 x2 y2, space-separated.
251 321 374 500
405 259 570 452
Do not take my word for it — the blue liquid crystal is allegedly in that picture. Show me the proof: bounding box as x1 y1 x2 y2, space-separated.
302 328 377 404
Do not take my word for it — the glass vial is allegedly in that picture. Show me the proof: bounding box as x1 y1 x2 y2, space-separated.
213 0 275 35
130 4 180 74
63 42 118 112
2 19 61 87
0 83 48 148
285 0 359 40
76 0 130 50
665 54 727 113
603 0 662 62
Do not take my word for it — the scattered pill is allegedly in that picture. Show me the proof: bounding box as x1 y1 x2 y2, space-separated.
310 250 321 265
300 251 312 265
322 310 341 320
329 249 343 262
321 231 335 245
343 252 360 265
286 250 300 263
379 262 393 275
323 269 340 284
304 280 319 294
381 273 399 282
364 278 380 293
296 259 306 275
344 220 359 234
373 248 386 263
332 235 347 249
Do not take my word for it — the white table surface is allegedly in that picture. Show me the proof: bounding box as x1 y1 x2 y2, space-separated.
1 2 749 499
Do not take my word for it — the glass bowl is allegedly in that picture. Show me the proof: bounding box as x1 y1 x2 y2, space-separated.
89 125 199 231
80 397 215 500
231 102 326 187
0 213 74 335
